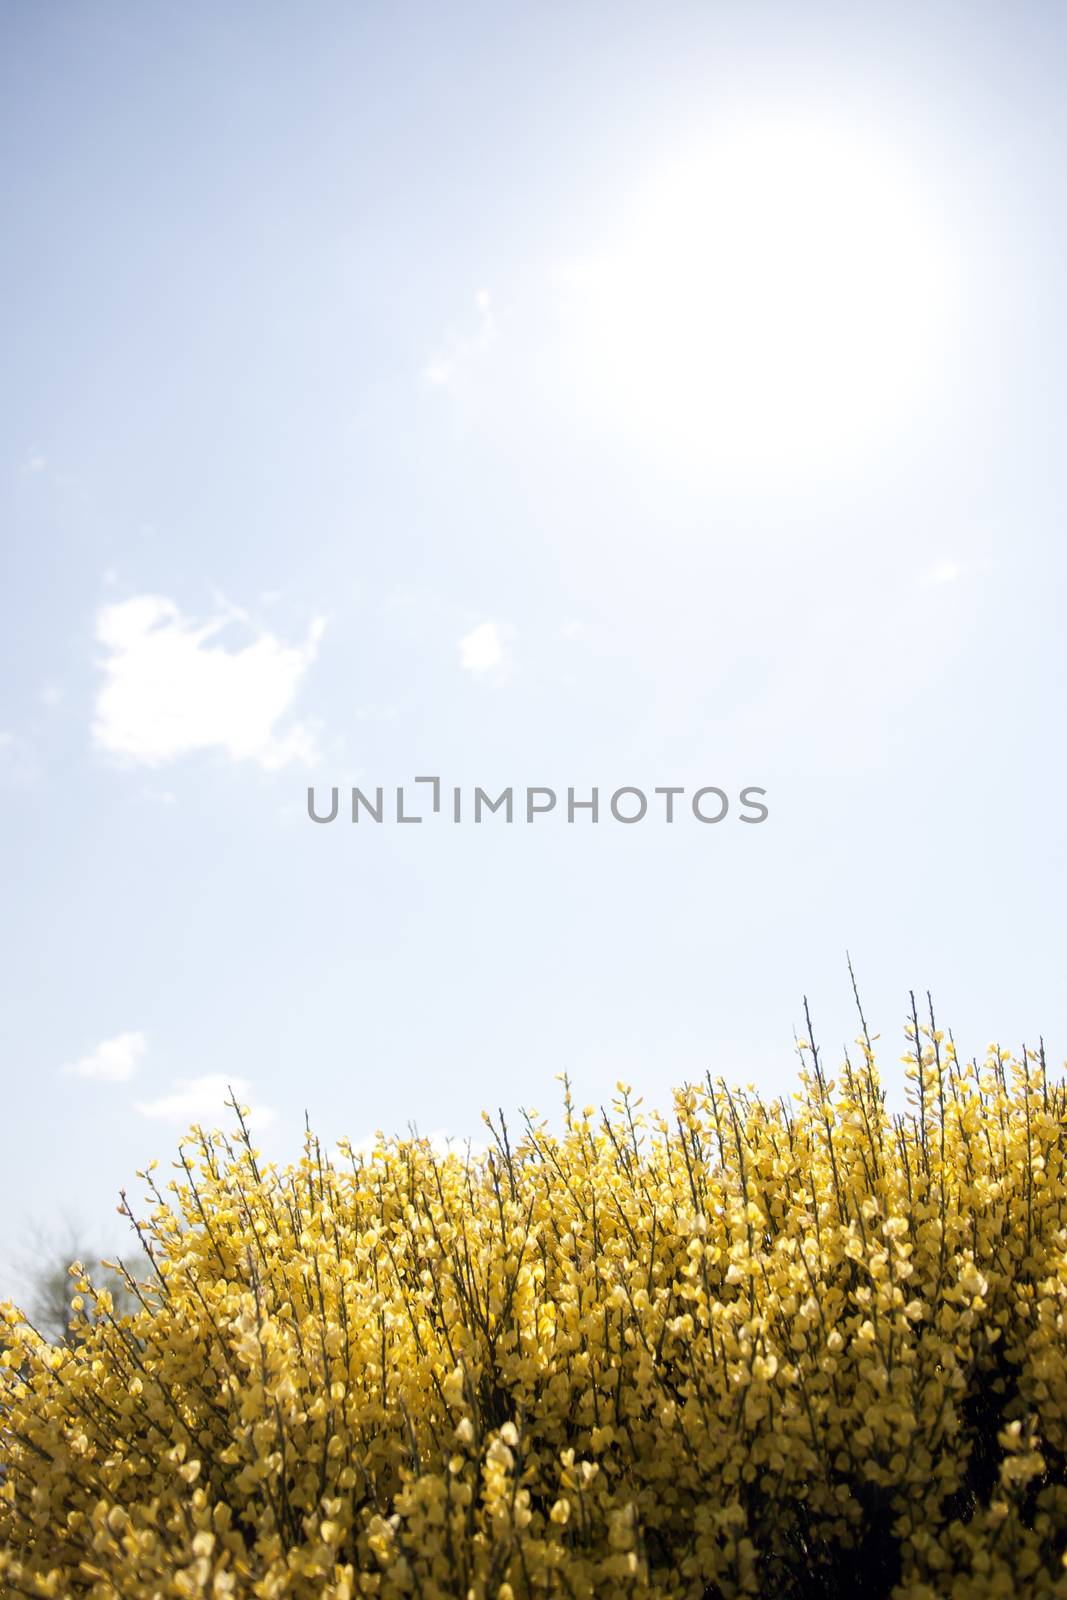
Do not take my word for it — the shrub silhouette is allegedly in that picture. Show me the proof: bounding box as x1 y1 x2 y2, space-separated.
10 1232 148 1349
3 999 1067 1598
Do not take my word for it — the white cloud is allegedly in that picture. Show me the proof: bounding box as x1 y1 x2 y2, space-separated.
135 1074 278 1129
23 454 47 475
64 1030 146 1083
458 619 512 673
92 595 325 769
921 560 962 585
424 288 495 388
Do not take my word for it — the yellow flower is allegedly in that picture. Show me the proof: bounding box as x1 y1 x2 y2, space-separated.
2 1013 1065 1599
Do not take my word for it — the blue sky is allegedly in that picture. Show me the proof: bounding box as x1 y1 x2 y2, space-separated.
2 2 1066 1287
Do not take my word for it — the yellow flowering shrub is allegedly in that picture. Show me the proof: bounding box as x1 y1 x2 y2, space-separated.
4 1003 1067 1599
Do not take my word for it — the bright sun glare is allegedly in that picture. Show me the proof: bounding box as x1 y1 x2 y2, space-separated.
562 117 955 479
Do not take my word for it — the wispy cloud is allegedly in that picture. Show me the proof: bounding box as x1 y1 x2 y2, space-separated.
921 560 962 585
64 1030 146 1083
22 453 47 475
424 289 495 388
135 1074 277 1130
458 619 512 674
92 595 325 770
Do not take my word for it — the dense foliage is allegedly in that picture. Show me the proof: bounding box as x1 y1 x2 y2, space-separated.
4 1004 1067 1599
